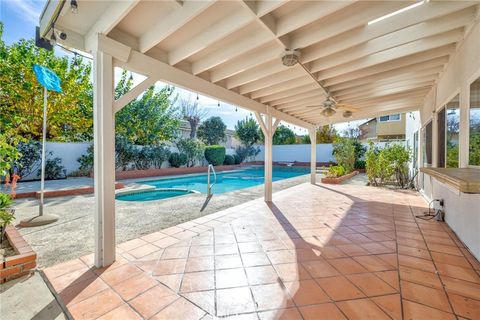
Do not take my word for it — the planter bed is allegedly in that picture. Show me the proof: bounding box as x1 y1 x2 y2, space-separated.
1 225 37 283
111 164 243 180
321 171 359 184
15 182 125 199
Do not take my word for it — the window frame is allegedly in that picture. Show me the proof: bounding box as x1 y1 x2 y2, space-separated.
468 70 480 168
378 114 401 122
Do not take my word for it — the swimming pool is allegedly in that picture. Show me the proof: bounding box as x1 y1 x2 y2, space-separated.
117 166 309 201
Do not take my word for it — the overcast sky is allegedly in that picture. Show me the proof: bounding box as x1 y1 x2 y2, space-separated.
1 0 366 134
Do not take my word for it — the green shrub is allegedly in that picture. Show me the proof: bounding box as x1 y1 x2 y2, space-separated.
233 154 241 165
38 157 66 180
204 145 226 166
365 142 411 188
354 160 366 170
149 145 170 169
13 141 42 178
332 137 355 173
223 155 235 165
169 152 187 168
327 165 346 178
0 193 13 210
177 138 205 167
78 144 94 175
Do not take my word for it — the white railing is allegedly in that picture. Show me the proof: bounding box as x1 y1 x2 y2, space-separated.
207 164 216 197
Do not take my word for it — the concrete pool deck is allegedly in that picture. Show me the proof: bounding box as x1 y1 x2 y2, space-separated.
12 173 367 268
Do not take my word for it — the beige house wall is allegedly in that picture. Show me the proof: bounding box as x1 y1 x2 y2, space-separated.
376 114 406 137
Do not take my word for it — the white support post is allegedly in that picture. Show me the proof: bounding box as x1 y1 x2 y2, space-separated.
264 113 273 202
309 128 317 184
93 51 116 268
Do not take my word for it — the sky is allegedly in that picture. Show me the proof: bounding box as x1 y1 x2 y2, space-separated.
1 0 364 134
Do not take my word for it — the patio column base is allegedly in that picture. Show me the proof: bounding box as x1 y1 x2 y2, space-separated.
19 214 59 227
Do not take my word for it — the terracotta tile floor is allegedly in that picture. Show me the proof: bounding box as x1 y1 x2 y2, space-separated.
42 182 480 319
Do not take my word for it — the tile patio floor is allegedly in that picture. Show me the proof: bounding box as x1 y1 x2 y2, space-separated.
42 182 480 320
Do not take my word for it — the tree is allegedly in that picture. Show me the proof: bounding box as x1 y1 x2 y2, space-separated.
115 71 180 145
234 117 261 147
342 127 361 139
197 116 226 145
0 23 93 142
259 125 296 145
176 138 205 167
316 125 338 143
332 137 356 173
178 96 208 138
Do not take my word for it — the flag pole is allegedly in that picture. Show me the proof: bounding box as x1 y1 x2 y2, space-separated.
39 86 47 216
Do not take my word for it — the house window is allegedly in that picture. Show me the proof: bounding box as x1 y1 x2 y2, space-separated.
470 76 480 166
446 95 460 168
378 114 401 122
423 121 432 167
437 108 446 168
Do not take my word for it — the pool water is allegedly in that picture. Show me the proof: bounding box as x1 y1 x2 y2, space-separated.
142 166 309 194
116 190 194 201
117 166 309 201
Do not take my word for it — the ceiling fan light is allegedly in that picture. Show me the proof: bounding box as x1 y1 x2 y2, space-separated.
281 49 300 67
343 111 353 118
321 107 336 117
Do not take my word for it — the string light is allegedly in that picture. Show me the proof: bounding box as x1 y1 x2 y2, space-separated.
235 107 238 112
196 93 199 100
129 72 133 81
217 101 220 107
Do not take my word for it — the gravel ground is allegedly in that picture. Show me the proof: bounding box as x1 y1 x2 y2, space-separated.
12 174 317 267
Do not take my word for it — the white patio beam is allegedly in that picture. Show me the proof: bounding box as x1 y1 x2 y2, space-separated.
107 37 311 128
93 51 116 268
337 81 435 102
239 66 305 95
275 96 325 111
323 45 454 86
254 111 274 202
260 83 319 104
226 61 286 89
210 44 283 83
168 7 253 65
275 1 355 37
139 0 216 53
191 29 272 75
315 29 463 79
290 1 412 49
269 90 322 107
311 9 474 71
329 62 446 92
85 0 140 51
250 76 312 100
113 76 156 113
333 74 440 98
309 128 317 184
301 3 476 63
255 0 290 17
345 88 430 106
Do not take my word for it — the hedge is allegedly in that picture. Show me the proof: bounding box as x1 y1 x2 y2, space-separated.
204 145 226 166
168 152 187 168
223 154 235 165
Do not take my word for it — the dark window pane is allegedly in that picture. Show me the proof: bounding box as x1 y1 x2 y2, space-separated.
470 77 480 166
437 108 445 168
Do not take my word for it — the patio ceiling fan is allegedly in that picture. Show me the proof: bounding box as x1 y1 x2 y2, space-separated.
305 96 357 118
281 49 357 118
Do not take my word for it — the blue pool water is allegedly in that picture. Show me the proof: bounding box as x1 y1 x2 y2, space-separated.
117 166 309 201
116 190 194 201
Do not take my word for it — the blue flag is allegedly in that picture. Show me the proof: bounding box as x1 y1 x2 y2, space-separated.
33 64 62 92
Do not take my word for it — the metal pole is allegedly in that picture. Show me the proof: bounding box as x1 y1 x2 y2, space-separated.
39 87 47 216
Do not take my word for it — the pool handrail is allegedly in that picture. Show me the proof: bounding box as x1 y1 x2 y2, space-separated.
207 164 216 196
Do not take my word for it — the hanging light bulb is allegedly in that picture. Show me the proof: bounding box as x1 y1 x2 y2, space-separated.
129 72 133 81
196 93 199 100
166 85 171 93
235 107 238 112
217 101 220 107
70 0 78 14
50 32 57 46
